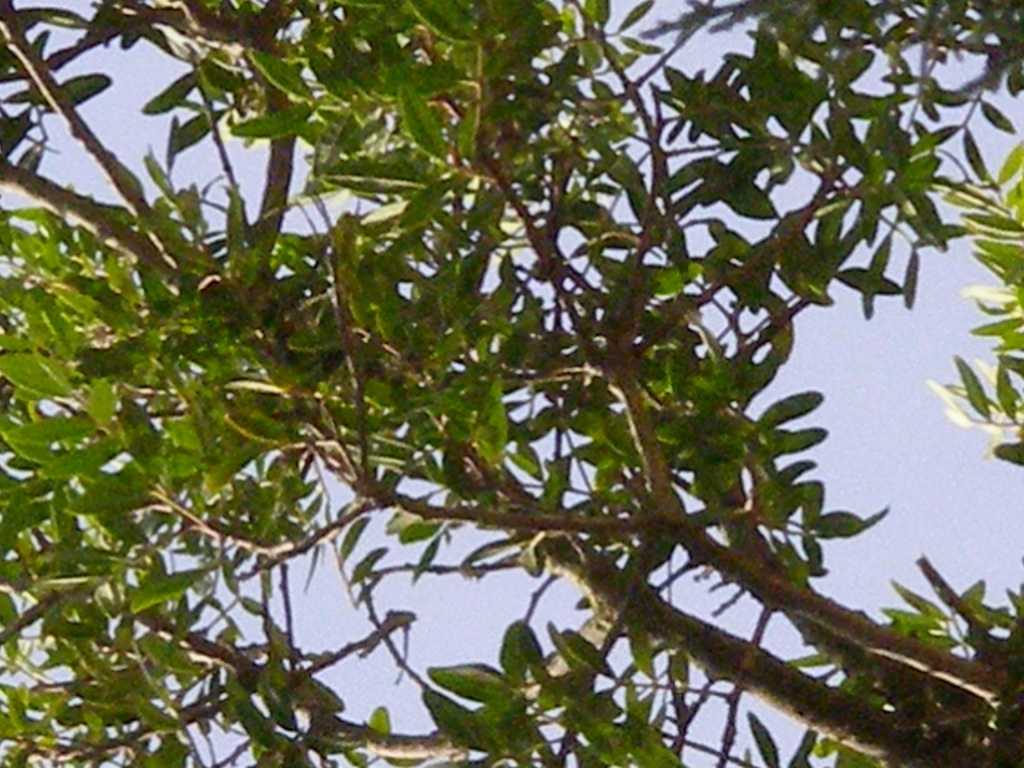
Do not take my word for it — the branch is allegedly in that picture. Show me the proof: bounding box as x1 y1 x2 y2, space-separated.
139 612 464 762
94 0 252 53
250 131 296 257
0 159 174 277
672 514 1003 704
0 10 166 250
312 719 465 762
609 365 1003 705
0 590 73 647
542 537 982 768
381 486 640 535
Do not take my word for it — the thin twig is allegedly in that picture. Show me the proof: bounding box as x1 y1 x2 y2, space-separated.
306 609 417 675
716 608 772 768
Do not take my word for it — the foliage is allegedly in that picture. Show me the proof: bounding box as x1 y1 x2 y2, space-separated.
934 145 1024 462
0 1 1021 767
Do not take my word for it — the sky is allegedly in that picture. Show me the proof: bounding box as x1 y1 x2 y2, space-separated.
10 0 1024 764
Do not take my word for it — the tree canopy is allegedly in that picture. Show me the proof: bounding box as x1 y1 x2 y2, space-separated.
0 1 1023 767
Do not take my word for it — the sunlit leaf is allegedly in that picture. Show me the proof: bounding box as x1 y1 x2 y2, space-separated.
367 706 391 735
0 353 74 398
250 51 310 98
130 569 205 612
406 0 475 40
231 104 312 139
428 664 509 703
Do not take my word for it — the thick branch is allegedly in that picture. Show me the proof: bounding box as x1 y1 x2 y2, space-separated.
250 132 296 257
671 513 1002 703
542 537 982 768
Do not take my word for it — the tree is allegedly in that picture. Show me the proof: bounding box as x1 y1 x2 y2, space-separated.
0 0 1022 766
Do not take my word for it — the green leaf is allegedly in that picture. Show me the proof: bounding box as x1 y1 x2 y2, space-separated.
350 546 387 584
500 620 545 681
367 706 391 735
142 71 197 115
772 427 828 456
0 353 74 398
727 181 776 219
903 248 919 309
322 173 424 195
619 0 654 32
954 356 990 418
867 234 891 276
393 518 441 545
249 51 310 98
548 625 611 676
63 73 112 105
748 712 780 768
414 537 442 581
386 510 440 544
994 441 1024 466
981 101 1015 134
225 380 290 395
835 268 901 297
813 508 888 539
40 437 121 480
477 380 508 466
428 664 509 703
130 569 205 612
891 582 944 618
168 114 210 164
995 363 1019 416
0 415 94 447
406 0 475 40
787 730 817 768
422 690 485 748
0 110 32 159
337 518 370 565
628 628 656 678
231 104 312 139
963 212 1024 238
963 130 990 181
85 379 117 427
584 0 610 25
997 143 1024 185
202 440 263 492
759 391 824 429
226 679 278 747
398 85 447 159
